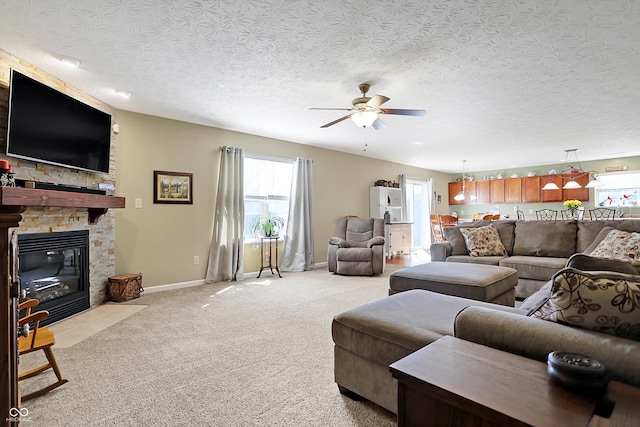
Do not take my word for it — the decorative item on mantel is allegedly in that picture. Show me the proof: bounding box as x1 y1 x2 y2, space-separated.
563 200 582 219
0 160 16 188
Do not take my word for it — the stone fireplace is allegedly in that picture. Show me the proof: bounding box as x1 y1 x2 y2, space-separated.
18 230 89 325
1 49 120 321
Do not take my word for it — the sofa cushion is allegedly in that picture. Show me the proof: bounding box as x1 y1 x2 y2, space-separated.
459 224 508 257
512 220 577 257
443 220 515 256
345 218 374 244
520 281 553 313
577 220 640 253
332 290 520 367
455 306 640 388
499 255 567 281
529 268 640 341
336 247 372 262
589 229 640 265
446 255 505 265
566 253 640 275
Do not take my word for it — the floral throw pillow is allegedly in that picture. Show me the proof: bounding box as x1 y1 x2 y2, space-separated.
589 229 640 265
529 267 640 341
459 224 507 257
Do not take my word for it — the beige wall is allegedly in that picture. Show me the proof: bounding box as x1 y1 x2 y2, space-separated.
115 111 449 287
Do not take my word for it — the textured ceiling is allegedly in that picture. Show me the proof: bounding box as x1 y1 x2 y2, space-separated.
1 0 639 173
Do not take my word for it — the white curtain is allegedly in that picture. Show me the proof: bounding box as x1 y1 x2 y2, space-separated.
281 157 314 271
206 147 245 282
399 174 408 222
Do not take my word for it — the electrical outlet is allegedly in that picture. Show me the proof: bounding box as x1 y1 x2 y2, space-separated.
529 209 533 214
194 256 200 265
135 198 142 209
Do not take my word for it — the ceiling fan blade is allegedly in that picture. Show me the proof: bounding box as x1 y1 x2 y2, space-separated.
320 114 352 128
366 95 390 108
309 108 352 111
379 108 426 117
372 118 386 130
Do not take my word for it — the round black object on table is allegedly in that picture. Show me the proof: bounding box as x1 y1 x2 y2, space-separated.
547 351 609 396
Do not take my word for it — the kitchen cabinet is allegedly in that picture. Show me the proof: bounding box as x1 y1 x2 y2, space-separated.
448 182 464 205
540 175 563 202
505 178 522 204
449 181 478 205
562 173 590 201
475 180 490 204
521 176 541 203
490 179 505 204
447 173 589 206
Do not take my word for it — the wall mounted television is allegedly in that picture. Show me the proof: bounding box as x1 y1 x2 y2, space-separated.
6 69 112 174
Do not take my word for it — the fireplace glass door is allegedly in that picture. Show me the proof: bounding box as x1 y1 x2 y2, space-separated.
18 230 89 325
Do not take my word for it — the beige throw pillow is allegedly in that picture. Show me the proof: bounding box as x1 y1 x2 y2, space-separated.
459 224 507 257
529 267 640 341
589 229 640 265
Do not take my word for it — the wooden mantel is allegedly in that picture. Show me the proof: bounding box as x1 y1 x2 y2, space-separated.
0 187 126 224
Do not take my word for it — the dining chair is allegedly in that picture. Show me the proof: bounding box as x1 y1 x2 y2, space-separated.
516 209 525 220
561 208 585 220
589 208 617 220
430 214 444 243
18 299 68 401
438 214 459 228
481 214 501 220
535 209 557 221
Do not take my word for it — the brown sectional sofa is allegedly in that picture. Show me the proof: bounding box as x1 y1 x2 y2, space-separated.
430 219 640 298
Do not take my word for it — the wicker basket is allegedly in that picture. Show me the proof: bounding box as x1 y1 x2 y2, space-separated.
108 274 143 302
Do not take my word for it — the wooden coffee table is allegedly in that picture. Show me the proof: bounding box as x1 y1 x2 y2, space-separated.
390 336 640 426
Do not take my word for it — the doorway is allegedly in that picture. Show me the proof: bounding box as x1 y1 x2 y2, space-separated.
404 178 433 252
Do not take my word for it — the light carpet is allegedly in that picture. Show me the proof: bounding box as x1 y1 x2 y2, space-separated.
19 266 403 426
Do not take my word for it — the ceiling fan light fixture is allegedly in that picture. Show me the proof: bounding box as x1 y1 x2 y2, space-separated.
59 56 81 68
116 90 132 99
351 111 378 128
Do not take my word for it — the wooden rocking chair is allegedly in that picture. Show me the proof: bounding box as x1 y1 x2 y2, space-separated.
18 299 68 401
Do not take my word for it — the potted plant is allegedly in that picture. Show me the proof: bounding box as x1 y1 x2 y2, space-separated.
563 199 582 219
249 212 285 237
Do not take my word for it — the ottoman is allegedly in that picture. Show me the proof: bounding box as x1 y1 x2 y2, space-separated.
389 262 518 306
332 290 524 413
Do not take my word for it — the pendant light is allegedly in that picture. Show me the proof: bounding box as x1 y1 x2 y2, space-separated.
541 149 603 190
454 160 467 201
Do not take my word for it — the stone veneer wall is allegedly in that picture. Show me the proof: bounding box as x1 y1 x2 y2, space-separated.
0 49 118 308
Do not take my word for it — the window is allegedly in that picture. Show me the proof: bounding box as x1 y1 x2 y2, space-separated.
244 156 293 240
594 172 639 207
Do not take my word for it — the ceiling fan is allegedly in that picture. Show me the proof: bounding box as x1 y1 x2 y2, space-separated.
310 83 426 130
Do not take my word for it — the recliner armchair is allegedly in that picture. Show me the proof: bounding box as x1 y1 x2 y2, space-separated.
328 217 386 276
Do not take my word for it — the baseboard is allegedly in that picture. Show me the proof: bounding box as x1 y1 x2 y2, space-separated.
144 264 328 293
143 279 206 294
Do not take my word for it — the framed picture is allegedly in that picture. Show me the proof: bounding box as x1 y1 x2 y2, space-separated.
153 171 193 204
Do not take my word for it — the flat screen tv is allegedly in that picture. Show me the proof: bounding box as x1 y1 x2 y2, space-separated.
6 69 112 174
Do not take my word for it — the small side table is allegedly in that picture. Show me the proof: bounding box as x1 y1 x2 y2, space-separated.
390 336 635 426
257 236 282 278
